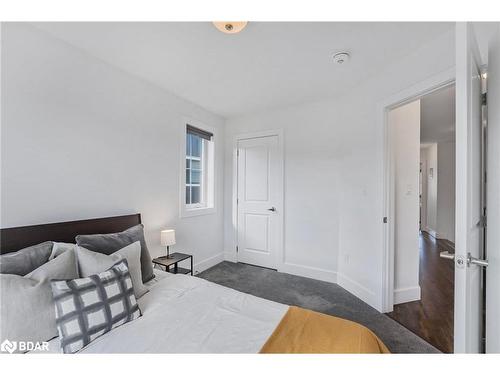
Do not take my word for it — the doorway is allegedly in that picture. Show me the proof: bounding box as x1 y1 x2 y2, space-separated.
385 84 456 353
235 131 284 269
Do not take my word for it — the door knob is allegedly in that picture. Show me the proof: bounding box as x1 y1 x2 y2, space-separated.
267 207 276 212
467 253 488 268
440 251 455 260
440 251 488 268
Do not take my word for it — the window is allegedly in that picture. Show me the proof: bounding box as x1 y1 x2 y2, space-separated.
183 123 215 215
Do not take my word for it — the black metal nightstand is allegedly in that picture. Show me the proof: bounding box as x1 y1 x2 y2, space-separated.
152 252 193 275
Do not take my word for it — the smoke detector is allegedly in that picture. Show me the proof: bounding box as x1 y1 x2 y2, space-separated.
333 52 350 65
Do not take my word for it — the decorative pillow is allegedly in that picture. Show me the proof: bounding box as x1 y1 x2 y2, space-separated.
51 259 142 354
75 224 154 283
76 241 149 299
0 241 53 275
0 249 78 353
50 242 77 260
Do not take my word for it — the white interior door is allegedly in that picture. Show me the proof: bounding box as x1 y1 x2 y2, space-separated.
486 24 500 353
237 135 282 269
454 22 486 353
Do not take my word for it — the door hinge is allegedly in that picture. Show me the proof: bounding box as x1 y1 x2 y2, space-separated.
482 93 487 105
383 217 388 224
236 246 239 253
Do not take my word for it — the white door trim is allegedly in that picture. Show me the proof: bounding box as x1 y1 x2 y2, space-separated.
231 129 285 268
380 67 455 313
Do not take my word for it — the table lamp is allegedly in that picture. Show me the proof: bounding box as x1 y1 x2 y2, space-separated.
160 229 176 258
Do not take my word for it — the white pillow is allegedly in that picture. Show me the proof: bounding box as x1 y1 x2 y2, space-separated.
76 241 149 299
0 249 79 352
49 242 77 260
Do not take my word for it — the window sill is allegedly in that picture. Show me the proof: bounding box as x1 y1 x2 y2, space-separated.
180 206 216 218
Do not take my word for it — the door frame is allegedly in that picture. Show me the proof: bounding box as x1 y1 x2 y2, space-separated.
380 67 455 313
231 129 285 268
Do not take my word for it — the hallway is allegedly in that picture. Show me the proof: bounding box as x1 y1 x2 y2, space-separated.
387 232 455 353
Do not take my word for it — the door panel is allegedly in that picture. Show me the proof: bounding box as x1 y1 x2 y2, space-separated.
244 145 270 201
244 214 270 253
237 135 282 269
454 22 485 353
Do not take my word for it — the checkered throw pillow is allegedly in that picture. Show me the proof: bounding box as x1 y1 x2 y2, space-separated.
50 259 142 353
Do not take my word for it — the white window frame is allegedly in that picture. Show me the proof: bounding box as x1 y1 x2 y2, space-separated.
180 117 216 218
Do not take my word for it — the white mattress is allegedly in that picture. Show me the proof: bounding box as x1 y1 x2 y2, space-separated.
42 269 288 353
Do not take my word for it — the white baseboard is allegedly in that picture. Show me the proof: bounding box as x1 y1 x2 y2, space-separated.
424 227 438 238
423 228 454 242
394 286 421 304
436 232 454 242
279 262 337 284
220 255 383 311
424 228 438 238
194 252 224 274
337 273 380 310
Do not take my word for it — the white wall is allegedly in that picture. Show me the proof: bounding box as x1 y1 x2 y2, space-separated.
422 144 438 236
224 29 455 310
389 100 421 304
419 149 428 230
421 142 455 242
0 23 226 272
437 141 456 242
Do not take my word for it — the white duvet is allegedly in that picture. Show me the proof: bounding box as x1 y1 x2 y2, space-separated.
42 270 288 353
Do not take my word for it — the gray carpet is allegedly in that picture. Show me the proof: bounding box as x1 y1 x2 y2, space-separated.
197 261 440 353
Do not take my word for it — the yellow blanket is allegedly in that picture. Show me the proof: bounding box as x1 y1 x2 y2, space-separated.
260 306 390 354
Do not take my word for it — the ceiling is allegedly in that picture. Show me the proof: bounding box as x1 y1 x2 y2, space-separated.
32 22 454 118
420 84 455 144
473 22 499 64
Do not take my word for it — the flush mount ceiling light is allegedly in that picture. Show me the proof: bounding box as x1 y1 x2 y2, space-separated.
213 21 248 34
333 52 350 65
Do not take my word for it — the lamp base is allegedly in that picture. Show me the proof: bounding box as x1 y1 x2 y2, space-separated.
165 245 172 259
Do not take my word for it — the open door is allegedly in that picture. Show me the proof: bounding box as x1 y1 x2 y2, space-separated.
486 24 500 354
451 22 488 353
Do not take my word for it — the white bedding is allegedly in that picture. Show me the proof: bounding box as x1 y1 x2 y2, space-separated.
42 269 288 353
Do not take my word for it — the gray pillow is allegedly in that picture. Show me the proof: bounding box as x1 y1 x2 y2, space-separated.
0 241 53 275
51 259 141 354
0 249 78 353
75 224 154 283
76 241 149 299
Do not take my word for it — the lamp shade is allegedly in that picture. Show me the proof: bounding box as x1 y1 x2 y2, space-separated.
160 229 176 246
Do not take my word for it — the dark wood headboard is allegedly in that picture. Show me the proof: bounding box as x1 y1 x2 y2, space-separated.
0 213 142 254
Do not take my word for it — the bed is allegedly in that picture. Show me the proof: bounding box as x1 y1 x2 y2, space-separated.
0 214 389 354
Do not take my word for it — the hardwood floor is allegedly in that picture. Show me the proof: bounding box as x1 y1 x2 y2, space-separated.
386 231 455 353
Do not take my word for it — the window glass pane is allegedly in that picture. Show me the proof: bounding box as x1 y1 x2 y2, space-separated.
191 159 201 170
185 186 191 204
191 135 202 157
186 159 191 169
191 170 201 184
191 186 200 204
186 169 191 184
